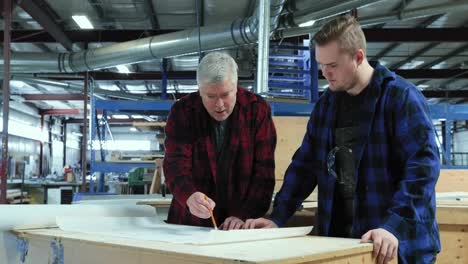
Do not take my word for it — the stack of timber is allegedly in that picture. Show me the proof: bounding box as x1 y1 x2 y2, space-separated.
109 152 164 163
6 189 30 204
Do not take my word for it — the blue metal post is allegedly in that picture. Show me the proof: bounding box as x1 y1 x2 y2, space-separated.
445 120 452 165
80 73 89 192
161 58 168 100
301 40 311 101
97 110 107 192
89 96 97 193
309 44 319 103
101 110 107 158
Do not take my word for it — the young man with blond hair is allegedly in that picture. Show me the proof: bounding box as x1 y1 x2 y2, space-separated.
245 15 440 264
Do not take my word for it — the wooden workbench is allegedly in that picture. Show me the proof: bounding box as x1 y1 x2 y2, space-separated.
14 228 394 264
436 194 468 264
435 170 468 263
137 197 172 207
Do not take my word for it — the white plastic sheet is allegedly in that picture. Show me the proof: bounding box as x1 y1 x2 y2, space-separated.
56 216 313 245
0 204 156 231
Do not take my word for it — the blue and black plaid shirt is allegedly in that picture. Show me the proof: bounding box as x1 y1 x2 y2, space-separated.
270 62 440 263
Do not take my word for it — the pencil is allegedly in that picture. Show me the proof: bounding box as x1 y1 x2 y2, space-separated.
204 195 218 230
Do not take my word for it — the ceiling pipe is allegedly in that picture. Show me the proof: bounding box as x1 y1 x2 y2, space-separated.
13 73 85 79
280 0 383 29
284 0 348 14
12 77 160 101
1 0 285 73
275 0 468 39
2 1 467 74
256 0 271 94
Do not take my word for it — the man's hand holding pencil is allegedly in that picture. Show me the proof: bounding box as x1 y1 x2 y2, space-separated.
186 192 245 230
186 192 217 227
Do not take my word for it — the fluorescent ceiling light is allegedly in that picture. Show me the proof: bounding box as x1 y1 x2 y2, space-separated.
116 65 131 74
71 131 83 137
142 116 155 122
99 84 120 91
72 15 94 29
402 60 424 69
10 80 27 88
18 11 32 19
299 20 316 28
112 115 129 119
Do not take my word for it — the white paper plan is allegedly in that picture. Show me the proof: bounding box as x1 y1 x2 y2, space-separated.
0 204 156 231
56 216 313 245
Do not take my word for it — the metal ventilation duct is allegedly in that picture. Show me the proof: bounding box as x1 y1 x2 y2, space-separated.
1 0 285 73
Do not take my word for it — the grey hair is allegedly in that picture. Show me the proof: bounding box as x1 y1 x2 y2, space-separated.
196 52 238 86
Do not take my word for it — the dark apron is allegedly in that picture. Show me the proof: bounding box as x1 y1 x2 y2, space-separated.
331 126 359 237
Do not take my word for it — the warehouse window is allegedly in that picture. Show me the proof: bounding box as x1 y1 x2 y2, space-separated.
0 120 47 142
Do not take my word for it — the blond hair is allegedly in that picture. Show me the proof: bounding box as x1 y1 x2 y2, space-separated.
313 15 367 56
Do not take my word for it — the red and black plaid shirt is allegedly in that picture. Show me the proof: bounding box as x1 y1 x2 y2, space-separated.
163 87 277 227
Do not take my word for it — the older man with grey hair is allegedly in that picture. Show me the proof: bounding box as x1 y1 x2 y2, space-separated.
163 52 277 230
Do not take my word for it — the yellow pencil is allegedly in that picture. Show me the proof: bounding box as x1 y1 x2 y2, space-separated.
204 195 218 230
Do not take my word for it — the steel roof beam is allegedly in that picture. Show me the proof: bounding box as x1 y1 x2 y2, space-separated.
390 43 439 69
18 69 468 81
40 109 81 115
393 69 468 79
421 90 468 98
6 29 180 42
439 61 468 87
87 0 116 29
59 90 468 102
144 0 160 29
364 28 468 42
18 0 75 51
419 43 468 69
6 28 468 43
21 94 85 101
88 0 105 19
371 43 399 61
371 0 416 28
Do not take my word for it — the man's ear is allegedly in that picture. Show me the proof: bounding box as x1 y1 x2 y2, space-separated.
355 49 364 65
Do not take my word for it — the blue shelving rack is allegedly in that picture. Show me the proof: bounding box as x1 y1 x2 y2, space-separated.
88 103 468 183
89 99 174 192
268 39 318 102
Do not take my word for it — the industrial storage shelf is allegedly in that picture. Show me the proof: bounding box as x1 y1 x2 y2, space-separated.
90 99 172 192
93 162 156 173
